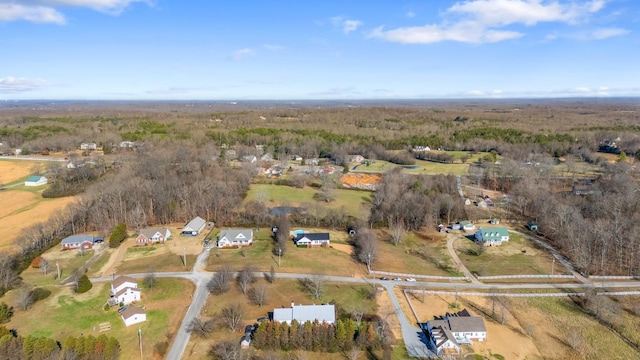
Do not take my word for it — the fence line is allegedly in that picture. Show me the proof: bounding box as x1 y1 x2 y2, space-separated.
589 276 637 280
406 289 584 297
477 274 574 280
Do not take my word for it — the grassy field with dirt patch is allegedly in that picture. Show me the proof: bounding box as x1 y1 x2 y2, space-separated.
184 277 380 360
5 278 194 359
244 184 372 218
455 232 571 277
0 159 45 184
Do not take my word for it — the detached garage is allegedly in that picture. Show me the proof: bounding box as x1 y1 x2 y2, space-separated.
181 216 206 236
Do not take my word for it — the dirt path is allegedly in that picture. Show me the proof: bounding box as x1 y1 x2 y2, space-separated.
96 239 137 277
447 234 480 284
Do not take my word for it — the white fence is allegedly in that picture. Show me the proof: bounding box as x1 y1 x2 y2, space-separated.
589 276 637 280
406 289 583 297
477 274 574 280
370 270 468 281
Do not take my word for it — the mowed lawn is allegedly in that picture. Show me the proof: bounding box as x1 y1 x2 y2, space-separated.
244 184 372 218
115 245 198 274
5 278 194 359
185 278 379 360
455 232 572 277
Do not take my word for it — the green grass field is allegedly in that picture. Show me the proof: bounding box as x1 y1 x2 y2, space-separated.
244 184 372 218
5 278 194 359
456 233 571 277
116 249 198 273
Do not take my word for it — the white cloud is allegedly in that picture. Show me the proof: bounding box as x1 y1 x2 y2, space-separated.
0 77 47 93
588 27 629 39
371 0 612 44
0 4 65 23
331 16 363 34
0 0 150 23
406 11 416 18
232 48 255 60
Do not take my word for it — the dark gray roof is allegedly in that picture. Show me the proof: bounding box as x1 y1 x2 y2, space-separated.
447 316 486 333
139 227 169 238
294 233 330 242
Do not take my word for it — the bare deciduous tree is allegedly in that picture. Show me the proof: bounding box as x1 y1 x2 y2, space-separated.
17 286 34 311
144 271 157 289
354 228 378 273
208 265 233 295
248 285 267 307
388 217 405 246
301 274 325 300
220 304 244 332
237 265 257 295
187 317 216 338
40 258 51 276
209 340 245 360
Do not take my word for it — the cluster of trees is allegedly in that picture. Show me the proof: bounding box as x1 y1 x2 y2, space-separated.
369 169 464 229
0 327 120 360
251 319 385 353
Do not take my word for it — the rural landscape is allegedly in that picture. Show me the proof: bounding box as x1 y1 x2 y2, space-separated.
0 99 639 360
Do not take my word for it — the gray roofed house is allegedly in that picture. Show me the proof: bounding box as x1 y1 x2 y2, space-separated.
424 308 486 347
272 303 335 325
217 229 253 248
424 322 460 356
181 216 206 236
61 234 95 250
121 306 146 327
294 233 330 247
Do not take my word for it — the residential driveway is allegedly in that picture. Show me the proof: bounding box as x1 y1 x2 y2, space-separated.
447 234 481 284
382 283 433 358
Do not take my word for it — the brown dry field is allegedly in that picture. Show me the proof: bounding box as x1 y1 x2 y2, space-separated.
0 190 76 252
0 160 38 184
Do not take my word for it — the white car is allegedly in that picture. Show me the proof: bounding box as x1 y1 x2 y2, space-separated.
406 277 416 282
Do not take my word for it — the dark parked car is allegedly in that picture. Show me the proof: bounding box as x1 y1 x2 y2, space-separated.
379 277 389 281
245 325 254 334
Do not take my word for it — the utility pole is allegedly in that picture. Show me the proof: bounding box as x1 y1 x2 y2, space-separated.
278 248 282 268
56 261 60 280
138 327 143 359
183 247 187 269
551 258 556 276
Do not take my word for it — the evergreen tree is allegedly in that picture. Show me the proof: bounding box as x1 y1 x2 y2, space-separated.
104 336 121 360
279 321 290 351
109 223 128 248
75 274 93 293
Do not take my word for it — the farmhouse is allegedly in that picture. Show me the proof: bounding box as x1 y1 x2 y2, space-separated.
110 275 141 306
294 233 330 247
136 227 171 245
423 309 486 354
474 227 510 246
181 216 206 236
60 234 95 250
217 229 253 248
121 306 146 327
272 303 335 325
24 176 47 187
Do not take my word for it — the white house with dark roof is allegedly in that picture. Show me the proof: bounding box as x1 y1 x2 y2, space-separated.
272 303 335 325
424 308 486 354
60 234 95 250
217 229 253 248
181 216 206 236
121 306 146 327
294 233 330 247
136 227 171 245
24 176 47 186
111 275 141 305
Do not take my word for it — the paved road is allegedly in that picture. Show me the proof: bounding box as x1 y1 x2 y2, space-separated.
0 155 66 162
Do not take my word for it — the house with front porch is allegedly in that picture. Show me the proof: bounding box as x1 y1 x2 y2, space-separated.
294 233 330 247
474 227 510 246
136 227 171 245
217 229 254 248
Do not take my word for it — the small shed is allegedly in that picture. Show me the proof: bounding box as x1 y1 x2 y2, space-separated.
121 306 146 327
527 222 539 232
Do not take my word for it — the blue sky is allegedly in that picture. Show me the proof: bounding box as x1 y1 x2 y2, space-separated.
0 0 638 100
